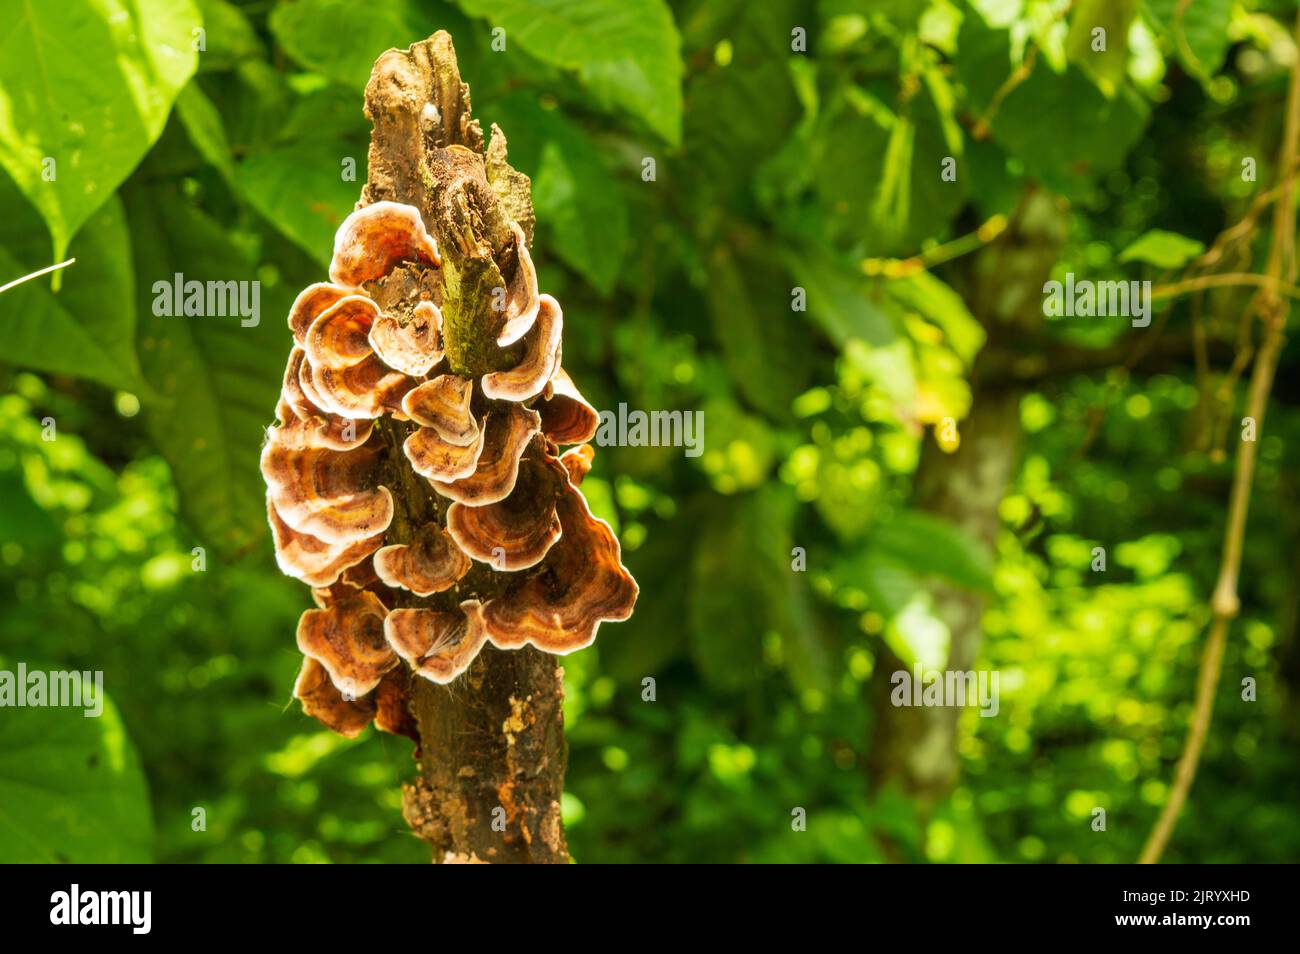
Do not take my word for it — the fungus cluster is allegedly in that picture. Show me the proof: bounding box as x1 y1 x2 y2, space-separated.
263 193 637 741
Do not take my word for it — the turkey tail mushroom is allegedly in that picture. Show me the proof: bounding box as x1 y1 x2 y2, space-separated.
330 201 441 286
266 143 636 743
480 480 638 654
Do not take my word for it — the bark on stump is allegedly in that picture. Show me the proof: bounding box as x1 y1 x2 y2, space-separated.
360 32 568 864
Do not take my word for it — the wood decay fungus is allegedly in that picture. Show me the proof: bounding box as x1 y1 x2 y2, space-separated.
259 32 636 861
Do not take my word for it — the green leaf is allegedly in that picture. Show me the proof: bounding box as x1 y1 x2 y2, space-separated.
237 141 360 267
194 0 266 72
124 185 289 554
1067 0 1138 97
269 0 439 90
1119 229 1205 270
0 175 143 392
488 96 628 294
957 8 1149 196
785 248 897 350
882 271 985 366
0 661 153 862
457 0 684 144
1143 0 1232 80
870 509 994 593
808 84 967 254
685 1 801 195
175 82 237 187
0 0 200 260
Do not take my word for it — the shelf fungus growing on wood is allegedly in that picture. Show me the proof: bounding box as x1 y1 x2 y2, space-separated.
263 141 637 745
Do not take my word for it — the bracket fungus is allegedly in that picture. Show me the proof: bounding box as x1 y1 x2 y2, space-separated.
265 102 638 744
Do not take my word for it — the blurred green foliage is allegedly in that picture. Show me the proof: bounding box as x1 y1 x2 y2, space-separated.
1 0 1298 863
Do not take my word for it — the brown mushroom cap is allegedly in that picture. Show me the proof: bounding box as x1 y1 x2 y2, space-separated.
445 453 566 571
282 348 319 419
330 201 441 287
294 656 376 737
373 668 419 744
296 345 333 410
402 374 478 446
403 419 486 482
277 351 373 452
273 399 373 452
339 558 384 592
560 443 595 486
481 293 562 402
261 441 394 544
384 600 490 684
481 481 638 654
308 353 414 419
369 300 444 376
289 282 351 347
538 367 599 445
495 222 540 346
267 498 383 587
430 404 541 505
296 589 397 698
373 523 472 596
305 295 380 370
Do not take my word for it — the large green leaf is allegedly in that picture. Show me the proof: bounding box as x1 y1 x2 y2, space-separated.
124 185 288 554
489 95 628 294
269 0 440 90
0 0 200 260
0 175 142 392
457 0 684 145
0 660 153 863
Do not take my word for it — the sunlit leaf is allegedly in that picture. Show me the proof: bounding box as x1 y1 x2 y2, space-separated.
0 175 142 391
0 0 200 260
1119 229 1205 270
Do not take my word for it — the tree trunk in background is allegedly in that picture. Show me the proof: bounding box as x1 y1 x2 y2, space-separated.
869 189 1068 849
362 34 568 864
